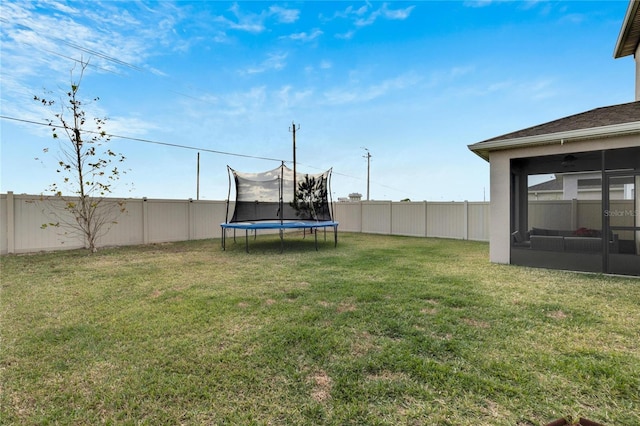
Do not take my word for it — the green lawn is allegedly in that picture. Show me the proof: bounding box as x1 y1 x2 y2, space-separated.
1 233 639 425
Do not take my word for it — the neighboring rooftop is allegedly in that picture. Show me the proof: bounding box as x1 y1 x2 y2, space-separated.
528 177 563 192
528 176 606 192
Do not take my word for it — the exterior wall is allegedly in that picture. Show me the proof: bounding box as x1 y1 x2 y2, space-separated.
488 152 511 264
528 189 624 201
487 134 640 266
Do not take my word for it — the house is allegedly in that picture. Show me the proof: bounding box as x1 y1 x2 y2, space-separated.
468 0 640 276
528 172 632 201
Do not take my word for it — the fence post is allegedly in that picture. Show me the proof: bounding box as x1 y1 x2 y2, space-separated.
188 199 193 241
7 191 15 254
424 201 429 238
142 197 149 244
464 200 469 240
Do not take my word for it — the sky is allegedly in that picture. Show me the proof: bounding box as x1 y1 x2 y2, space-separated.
0 0 635 202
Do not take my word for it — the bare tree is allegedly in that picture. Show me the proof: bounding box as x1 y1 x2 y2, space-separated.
34 60 127 252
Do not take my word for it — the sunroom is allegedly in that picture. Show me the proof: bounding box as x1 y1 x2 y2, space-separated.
469 102 640 276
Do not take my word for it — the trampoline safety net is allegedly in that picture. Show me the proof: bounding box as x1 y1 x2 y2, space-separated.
226 164 334 223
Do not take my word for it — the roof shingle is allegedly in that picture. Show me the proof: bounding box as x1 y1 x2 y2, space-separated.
479 101 640 144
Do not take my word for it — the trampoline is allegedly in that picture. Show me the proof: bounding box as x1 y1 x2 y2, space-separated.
221 163 339 252
221 220 338 252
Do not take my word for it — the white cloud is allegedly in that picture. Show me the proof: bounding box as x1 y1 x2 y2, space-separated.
0 1 163 79
354 3 415 27
329 3 415 39
335 30 355 40
283 29 323 42
380 4 415 20
243 52 288 74
218 3 266 33
269 5 300 24
523 78 557 100
41 0 80 15
107 115 161 137
217 3 300 33
332 4 369 20
276 85 313 108
323 72 421 105
450 76 557 101
223 86 267 116
463 0 494 8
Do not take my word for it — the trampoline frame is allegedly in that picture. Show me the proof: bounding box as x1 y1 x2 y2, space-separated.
220 220 339 252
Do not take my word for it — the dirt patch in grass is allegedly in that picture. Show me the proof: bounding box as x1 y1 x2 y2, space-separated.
310 370 332 402
337 302 357 313
547 310 569 320
350 331 377 356
366 370 409 382
421 299 440 315
462 318 491 329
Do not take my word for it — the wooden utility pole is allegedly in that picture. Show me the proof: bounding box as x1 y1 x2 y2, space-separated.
363 147 371 201
196 152 200 201
289 121 300 202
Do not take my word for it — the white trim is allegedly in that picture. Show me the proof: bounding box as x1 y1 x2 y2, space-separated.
614 0 640 58
468 121 640 161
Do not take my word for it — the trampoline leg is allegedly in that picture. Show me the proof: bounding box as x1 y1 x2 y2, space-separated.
280 229 284 253
245 230 249 253
221 227 226 250
315 229 318 251
334 225 338 247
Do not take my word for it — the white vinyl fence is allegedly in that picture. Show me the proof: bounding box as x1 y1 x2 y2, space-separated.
1 192 490 254
332 201 490 241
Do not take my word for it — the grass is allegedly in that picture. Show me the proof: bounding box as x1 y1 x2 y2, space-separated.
1 232 639 425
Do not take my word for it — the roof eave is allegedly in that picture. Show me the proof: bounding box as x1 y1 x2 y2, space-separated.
614 0 640 58
468 121 640 162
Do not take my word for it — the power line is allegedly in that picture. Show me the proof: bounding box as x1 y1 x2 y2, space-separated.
57 38 144 72
31 44 126 76
0 17 144 74
0 115 284 163
1 114 417 198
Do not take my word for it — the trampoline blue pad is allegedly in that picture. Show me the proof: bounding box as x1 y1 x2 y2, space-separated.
221 221 338 230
